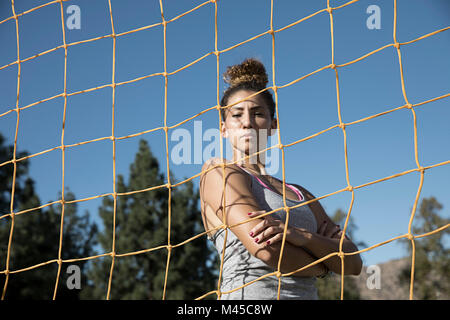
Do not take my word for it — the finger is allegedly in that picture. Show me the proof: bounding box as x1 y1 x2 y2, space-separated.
334 230 350 240
264 232 284 246
330 229 341 238
248 211 278 223
249 219 275 238
317 221 328 235
335 230 350 240
247 210 267 218
326 225 341 238
255 226 285 244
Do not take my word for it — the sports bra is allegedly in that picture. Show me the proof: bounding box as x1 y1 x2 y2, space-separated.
236 164 305 202
207 163 318 300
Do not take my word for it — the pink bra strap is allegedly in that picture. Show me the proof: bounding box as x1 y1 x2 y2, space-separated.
237 165 271 189
286 184 304 201
237 165 303 201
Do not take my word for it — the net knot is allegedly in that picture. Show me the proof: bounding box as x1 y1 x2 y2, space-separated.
407 233 414 241
394 42 400 49
339 123 346 130
330 63 336 69
326 7 333 14
406 103 413 110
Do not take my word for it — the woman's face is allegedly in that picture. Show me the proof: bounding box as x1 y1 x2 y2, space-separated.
221 89 277 156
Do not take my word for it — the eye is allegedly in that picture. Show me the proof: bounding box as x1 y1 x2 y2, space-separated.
232 114 241 117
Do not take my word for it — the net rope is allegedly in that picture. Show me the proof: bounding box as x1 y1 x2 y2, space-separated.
0 0 449 300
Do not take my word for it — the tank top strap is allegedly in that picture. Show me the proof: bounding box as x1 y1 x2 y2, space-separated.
236 164 271 189
236 164 304 201
287 183 304 201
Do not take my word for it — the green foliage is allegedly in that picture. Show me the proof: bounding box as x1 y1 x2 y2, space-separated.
0 133 97 299
83 139 216 299
4 128 446 300
399 196 450 300
316 273 360 300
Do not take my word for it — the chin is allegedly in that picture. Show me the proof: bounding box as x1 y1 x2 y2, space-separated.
239 143 260 156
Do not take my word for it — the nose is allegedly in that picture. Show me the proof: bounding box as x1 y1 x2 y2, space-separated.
241 109 253 129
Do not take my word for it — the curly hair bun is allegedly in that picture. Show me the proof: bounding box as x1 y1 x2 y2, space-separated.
223 58 268 89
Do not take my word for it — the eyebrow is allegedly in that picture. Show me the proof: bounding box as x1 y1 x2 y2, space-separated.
230 105 264 111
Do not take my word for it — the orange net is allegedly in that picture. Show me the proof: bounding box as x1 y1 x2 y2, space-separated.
0 0 449 300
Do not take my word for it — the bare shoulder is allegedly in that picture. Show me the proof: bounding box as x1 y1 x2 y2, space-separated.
201 157 224 174
201 157 248 181
200 158 254 210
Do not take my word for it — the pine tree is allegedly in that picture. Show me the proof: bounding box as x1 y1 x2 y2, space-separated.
0 133 98 299
0 133 29 215
399 196 449 299
84 139 216 299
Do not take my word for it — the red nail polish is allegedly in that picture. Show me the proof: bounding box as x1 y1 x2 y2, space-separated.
254 238 259 243
248 212 252 215
249 232 254 237
266 240 270 245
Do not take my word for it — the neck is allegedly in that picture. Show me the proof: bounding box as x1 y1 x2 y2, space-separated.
233 151 267 175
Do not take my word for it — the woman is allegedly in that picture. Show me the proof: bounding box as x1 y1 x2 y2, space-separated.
199 58 362 300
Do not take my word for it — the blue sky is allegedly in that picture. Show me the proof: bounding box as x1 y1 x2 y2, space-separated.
0 0 449 269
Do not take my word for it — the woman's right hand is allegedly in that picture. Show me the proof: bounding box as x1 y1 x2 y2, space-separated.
247 210 311 247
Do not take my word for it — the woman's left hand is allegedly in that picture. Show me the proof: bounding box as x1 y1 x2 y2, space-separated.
247 210 311 247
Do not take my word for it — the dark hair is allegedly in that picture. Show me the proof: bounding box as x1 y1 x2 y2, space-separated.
220 58 275 121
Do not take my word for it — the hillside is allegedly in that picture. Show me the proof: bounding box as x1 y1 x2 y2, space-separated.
354 257 412 300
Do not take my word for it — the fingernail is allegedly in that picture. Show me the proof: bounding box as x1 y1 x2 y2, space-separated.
249 232 254 237
248 212 252 215
266 240 270 245
254 238 259 243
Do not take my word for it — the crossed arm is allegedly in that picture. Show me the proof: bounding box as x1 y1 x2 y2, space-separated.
248 184 363 275
200 161 328 277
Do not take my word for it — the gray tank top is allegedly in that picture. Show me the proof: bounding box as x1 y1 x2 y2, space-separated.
208 165 318 300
